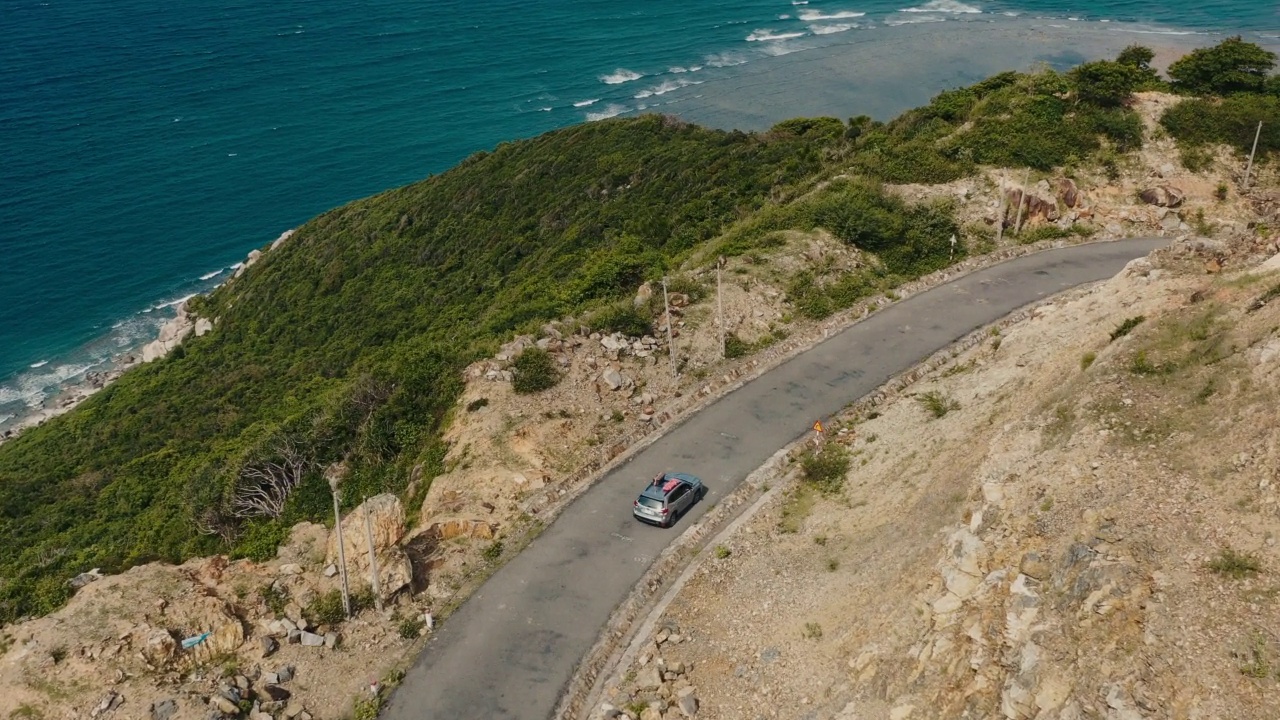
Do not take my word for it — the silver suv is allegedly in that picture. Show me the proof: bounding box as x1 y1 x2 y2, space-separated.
633 472 706 527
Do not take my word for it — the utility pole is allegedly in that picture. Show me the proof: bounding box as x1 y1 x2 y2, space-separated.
326 465 352 619
362 496 384 612
995 177 1007 245
1013 169 1031 237
662 276 677 379
1244 121 1263 190
716 257 726 360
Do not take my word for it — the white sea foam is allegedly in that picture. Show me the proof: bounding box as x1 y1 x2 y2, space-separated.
600 69 643 85
573 98 601 107
810 23 860 35
150 293 197 312
900 0 981 13
634 78 703 99
199 267 226 281
798 10 866 21
1107 26 1205 36
747 29 807 42
792 0 809 4
586 103 628 121
705 52 748 68
539 107 552 112
0 361 101 409
29 360 48 368
884 15 947 25
0 414 13 425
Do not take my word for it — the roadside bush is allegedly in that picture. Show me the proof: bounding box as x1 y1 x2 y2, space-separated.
591 302 652 337
398 616 425 639
917 390 960 419
306 589 347 626
1161 94 1280 157
511 347 560 394
800 444 851 494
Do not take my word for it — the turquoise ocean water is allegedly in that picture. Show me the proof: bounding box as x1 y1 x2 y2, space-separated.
2 0 1278 427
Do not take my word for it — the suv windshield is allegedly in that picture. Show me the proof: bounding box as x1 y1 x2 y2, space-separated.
638 496 663 509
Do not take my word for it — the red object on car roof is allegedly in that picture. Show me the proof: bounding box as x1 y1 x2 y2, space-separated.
662 477 682 493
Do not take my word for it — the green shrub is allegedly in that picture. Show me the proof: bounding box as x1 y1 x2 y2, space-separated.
917 391 960 419
511 347 560 394
591 302 652 337
306 589 347 626
714 545 731 559
1080 352 1097 370
724 333 749 359
1069 60 1145 107
398 616 425 639
1162 95 1280 158
1168 37 1276 95
260 584 289 616
1110 315 1146 341
1207 547 1262 579
800 445 851 494
482 540 504 563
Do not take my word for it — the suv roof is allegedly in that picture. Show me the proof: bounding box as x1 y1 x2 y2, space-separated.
641 474 695 501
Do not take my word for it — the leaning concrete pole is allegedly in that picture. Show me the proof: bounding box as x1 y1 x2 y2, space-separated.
995 176 1007 245
1244 121 1263 190
362 496 384 612
662 276 677 379
1013 169 1031 237
716 257 726 360
328 485 352 619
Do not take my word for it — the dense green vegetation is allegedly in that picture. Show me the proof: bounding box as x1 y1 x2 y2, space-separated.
1161 38 1280 159
5 39 1276 624
847 49 1151 184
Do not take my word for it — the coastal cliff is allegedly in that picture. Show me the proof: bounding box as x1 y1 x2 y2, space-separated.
2 38 1280 719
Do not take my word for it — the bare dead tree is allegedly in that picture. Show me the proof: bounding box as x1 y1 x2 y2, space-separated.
229 438 313 519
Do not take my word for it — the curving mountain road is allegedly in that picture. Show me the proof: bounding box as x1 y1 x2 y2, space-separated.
382 239 1164 720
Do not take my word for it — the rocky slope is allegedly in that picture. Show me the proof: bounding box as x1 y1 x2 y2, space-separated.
596 237 1280 719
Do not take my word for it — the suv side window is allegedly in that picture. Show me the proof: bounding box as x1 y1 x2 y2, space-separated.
668 485 687 503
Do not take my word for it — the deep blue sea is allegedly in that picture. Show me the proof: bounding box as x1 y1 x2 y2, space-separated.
2 0 1278 427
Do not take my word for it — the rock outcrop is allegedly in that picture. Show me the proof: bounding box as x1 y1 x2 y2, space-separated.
141 302 195 363
325 494 413 600
1139 185 1185 208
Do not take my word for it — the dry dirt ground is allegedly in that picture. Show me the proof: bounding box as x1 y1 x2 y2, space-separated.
4 91 1280 720
599 240 1280 720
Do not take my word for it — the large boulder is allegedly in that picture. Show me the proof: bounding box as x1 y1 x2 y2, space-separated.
1055 177 1081 208
326 494 414 601
325 494 405 569
1139 186 1184 208
1004 188 1059 226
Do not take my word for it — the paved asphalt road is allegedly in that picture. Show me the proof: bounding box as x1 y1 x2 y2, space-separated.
382 239 1165 720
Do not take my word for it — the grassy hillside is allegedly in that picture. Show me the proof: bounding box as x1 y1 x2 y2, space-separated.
2 40 1276 625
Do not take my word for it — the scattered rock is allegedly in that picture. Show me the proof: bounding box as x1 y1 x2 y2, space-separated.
150 699 177 720
1019 552 1051 581
1139 186 1184 208
261 685 291 702
636 666 663 691
601 368 624 391
90 691 123 718
69 568 104 589
299 631 325 647
209 695 239 716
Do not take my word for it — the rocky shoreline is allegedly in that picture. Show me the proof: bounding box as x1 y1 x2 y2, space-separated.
0 230 292 447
